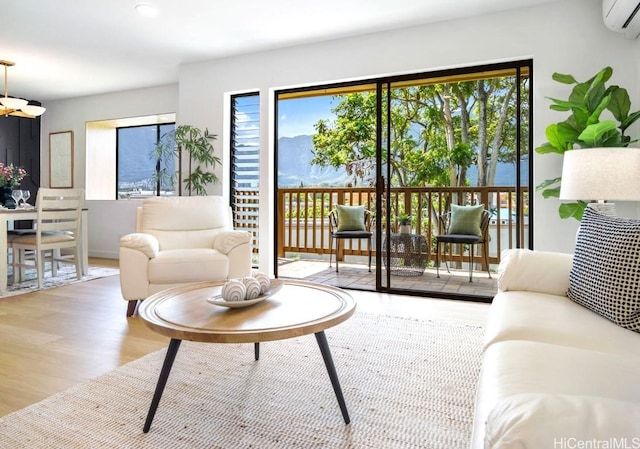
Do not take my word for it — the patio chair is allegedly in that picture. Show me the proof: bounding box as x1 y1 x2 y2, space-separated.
328 205 373 273
435 205 491 282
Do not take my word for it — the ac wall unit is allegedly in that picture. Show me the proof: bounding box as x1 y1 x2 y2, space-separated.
603 0 640 39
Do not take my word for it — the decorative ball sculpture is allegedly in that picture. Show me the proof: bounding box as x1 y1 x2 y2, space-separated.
253 272 271 295
242 277 262 300
221 279 246 302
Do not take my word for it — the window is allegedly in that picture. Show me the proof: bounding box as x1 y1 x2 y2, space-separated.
86 114 175 201
116 123 175 198
230 93 260 259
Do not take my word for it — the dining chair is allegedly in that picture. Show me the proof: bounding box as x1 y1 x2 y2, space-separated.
6 230 35 268
3 205 36 283
11 188 84 288
328 205 373 273
435 205 492 282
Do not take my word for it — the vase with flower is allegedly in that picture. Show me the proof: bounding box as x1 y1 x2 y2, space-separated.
0 162 27 208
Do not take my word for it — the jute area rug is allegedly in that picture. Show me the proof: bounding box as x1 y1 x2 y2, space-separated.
2 265 119 298
0 312 484 449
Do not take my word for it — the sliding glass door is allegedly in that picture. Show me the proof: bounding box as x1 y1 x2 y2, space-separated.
274 85 377 290
378 61 532 298
274 60 532 300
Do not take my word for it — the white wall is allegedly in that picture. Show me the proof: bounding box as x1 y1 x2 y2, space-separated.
41 0 640 266
86 199 142 258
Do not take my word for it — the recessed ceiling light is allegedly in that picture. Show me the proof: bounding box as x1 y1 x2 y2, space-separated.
135 4 158 17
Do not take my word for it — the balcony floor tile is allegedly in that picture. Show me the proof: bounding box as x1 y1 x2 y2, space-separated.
277 258 497 298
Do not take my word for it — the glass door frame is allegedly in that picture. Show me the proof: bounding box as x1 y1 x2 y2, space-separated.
374 60 534 299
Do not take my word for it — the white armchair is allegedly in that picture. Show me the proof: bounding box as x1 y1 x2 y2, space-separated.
119 195 252 316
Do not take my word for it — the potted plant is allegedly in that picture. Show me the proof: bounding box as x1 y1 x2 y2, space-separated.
535 66 640 220
151 125 221 196
398 213 412 234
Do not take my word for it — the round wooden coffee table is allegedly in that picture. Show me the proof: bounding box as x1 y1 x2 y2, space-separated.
138 279 356 433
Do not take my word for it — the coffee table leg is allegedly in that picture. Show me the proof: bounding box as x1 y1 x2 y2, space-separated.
314 331 350 424
143 338 182 433
254 342 260 360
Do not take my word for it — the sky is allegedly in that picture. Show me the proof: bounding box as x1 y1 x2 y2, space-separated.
277 96 337 138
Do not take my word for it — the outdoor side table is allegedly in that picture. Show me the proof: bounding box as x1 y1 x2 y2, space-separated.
382 233 428 276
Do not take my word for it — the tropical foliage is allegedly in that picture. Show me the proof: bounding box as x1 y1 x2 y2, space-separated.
535 66 640 220
310 75 528 189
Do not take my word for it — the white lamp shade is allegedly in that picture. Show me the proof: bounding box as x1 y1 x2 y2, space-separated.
0 96 28 110
21 104 46 117
560 147 640 201
0 60 44 119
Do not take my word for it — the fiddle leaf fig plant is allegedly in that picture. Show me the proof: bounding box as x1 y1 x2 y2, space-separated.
151 125 221 196
535 66 640 220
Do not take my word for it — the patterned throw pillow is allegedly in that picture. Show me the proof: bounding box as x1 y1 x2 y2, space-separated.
567 207 640 333
336 205 366 232
448 204 484 236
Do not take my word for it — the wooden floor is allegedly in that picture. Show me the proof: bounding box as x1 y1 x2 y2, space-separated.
0 258 489 417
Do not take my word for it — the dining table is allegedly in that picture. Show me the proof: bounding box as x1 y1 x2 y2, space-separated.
0 207 89 294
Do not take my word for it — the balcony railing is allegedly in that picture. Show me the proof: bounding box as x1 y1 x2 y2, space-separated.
232 188 260 254
274 186 529 270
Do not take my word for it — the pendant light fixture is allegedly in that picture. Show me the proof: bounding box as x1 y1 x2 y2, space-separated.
0 60 45 118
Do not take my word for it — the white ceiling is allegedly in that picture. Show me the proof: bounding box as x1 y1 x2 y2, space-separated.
2 0 567 102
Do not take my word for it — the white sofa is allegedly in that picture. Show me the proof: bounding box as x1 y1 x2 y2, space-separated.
119 196 252 316
471 248 640 448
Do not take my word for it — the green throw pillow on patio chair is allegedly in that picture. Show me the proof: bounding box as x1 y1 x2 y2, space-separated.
336 205 366 232
448 204 484 236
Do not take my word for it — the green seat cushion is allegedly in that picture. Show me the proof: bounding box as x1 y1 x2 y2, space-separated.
448 204 484 236
336 205 366 231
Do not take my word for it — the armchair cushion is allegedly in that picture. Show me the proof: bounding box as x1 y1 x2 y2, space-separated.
566 208 640 333
119 233 159 259
448 204 484 236
336 205 366 231
140 196 231 250
214 230 252 254
148 249 229 284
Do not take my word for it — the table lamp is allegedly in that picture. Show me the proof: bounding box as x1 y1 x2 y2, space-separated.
559 147 640 216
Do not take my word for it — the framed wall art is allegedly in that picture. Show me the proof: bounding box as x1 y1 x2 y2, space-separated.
49 131 74 188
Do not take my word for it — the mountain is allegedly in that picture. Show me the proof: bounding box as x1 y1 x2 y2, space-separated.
119 127 529 189
278 135 350 187
466 159 530 186
117 125 175 187
277 134 529 187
